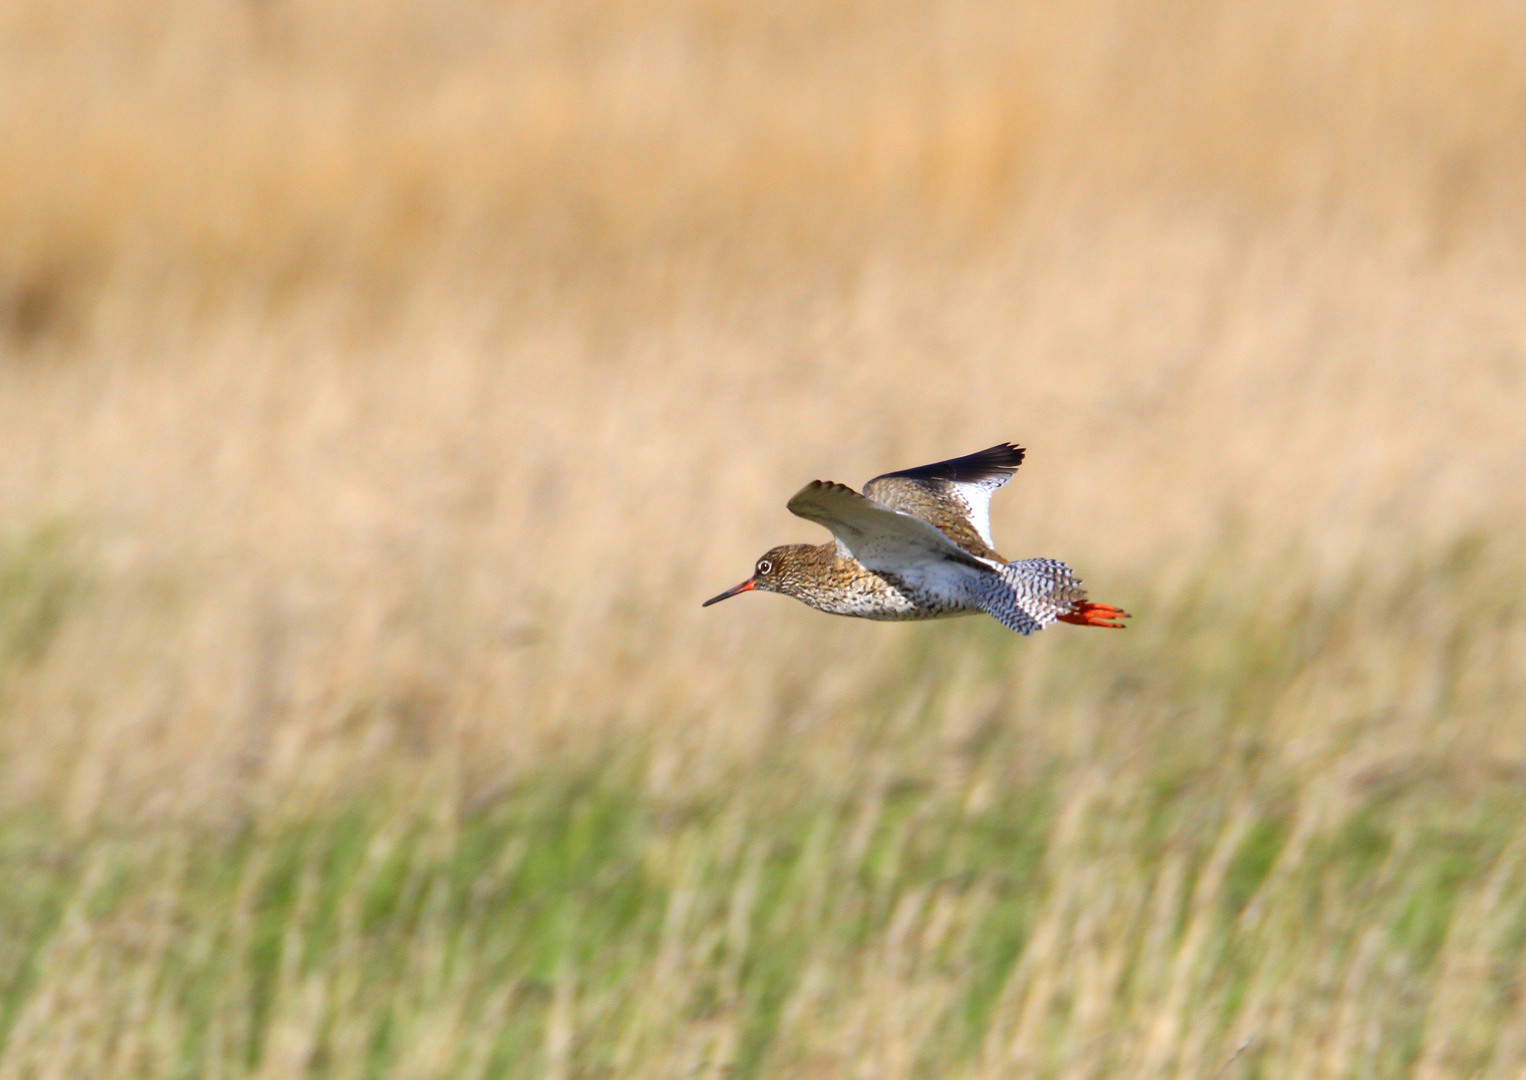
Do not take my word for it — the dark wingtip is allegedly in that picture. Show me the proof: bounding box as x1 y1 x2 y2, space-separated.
874 443 1026 485
982 442 1026 469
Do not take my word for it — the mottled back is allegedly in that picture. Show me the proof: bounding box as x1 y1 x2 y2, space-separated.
862 443 1025 559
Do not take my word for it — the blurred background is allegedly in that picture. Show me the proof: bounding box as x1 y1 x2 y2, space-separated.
1 1 1525 1076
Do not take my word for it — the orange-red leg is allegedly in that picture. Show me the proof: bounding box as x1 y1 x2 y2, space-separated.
1057 602 1131 628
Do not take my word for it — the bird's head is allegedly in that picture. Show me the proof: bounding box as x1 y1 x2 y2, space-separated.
702 544 820 606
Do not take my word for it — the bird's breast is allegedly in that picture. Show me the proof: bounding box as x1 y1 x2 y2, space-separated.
795 559 984 621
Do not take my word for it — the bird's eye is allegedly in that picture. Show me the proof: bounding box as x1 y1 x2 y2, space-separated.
757 559 773 575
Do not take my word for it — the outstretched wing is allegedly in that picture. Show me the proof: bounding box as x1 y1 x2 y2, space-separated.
863 443 1025 555
786 481 993 574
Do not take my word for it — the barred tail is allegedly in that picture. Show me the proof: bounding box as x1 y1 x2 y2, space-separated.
975 559 1128 635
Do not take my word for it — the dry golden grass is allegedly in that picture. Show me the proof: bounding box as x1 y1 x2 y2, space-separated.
0 0 1525 1076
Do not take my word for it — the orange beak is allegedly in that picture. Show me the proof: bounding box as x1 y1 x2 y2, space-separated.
702 578 756 607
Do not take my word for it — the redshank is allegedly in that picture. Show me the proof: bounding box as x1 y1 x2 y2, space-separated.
702 443 1129 634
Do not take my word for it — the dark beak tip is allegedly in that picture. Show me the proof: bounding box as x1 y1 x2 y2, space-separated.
702 579 756 607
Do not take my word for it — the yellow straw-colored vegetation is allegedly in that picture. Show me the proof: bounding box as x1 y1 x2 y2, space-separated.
1 0 1524 1076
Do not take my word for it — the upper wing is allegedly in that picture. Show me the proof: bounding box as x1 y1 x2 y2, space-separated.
862 443 1025 554
786 481 993 574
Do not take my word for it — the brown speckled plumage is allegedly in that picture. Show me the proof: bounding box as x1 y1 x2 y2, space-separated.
863 443 1025 560
703 443 1129 635
740 542 971 620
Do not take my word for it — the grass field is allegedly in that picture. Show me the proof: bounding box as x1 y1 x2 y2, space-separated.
2 0 1526 1076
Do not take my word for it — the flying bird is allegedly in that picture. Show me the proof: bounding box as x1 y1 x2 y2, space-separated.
703 443 1128 634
